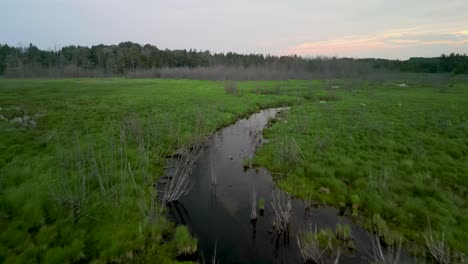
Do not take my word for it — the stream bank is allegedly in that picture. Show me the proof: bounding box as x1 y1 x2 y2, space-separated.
162 108 404 264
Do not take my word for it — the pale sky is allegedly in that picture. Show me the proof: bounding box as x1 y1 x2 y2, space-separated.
2 0 468 59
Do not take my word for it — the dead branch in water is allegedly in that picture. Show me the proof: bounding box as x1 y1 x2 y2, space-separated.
200 240 219 264
250 189 257 220
212 240 218 264
297 225 327 264
423 215 451 264
271 190 292 234
211 164 217 186
160 137 206 204
297 225 341 264
368 215 402 264
369 232 402 264
246 119 262 168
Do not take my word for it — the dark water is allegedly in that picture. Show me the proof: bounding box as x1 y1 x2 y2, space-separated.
164 108 409 264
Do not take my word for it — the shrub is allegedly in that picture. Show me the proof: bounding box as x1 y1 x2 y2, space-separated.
224 81 239 95
172 226 197 256
297 224 353 264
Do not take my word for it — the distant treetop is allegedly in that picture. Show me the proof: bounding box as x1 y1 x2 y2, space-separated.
0 42 467 76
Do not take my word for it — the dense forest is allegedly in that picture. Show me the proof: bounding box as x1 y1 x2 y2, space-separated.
0 42 467 78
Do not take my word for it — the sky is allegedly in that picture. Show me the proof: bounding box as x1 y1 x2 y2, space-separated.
2 0 468 59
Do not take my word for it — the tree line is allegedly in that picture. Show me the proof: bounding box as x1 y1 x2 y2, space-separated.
0 42 467 77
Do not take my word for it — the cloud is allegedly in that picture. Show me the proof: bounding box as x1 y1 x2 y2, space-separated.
285 26 468 57
386 39 420 44
420 39 468 45
454 30 468 36
286 37 385 56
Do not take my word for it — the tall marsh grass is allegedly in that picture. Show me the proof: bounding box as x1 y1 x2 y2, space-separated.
297 224 352 264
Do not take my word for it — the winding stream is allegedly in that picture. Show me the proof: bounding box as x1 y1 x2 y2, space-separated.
164 108 397 264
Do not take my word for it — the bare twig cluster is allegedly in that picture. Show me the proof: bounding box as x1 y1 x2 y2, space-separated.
246 121 262 168
211 165 217 186
250 189 257 220
200 241 219 264
297 224 352 264
160 138 206 204
423 216 451 264
368 215 402 264
297 225 329 264
369 232 402 264
271 190 292 234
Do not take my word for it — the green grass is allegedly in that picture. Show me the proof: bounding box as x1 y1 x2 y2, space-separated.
0 78 295 263
1 77 467 262
254 80 468 256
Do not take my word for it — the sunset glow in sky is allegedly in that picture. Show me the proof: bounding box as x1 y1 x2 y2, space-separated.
2 0 468 59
